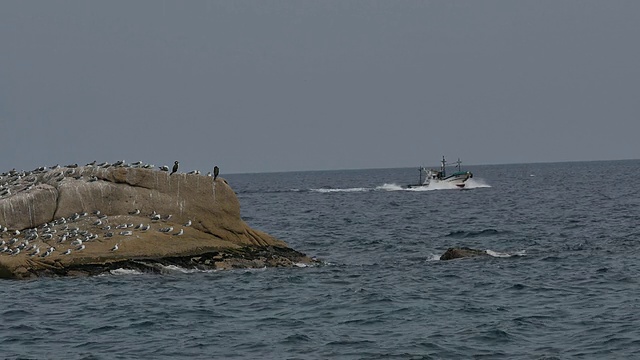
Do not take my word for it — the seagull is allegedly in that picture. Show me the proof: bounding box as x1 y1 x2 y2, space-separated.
214 166 219 180
170 161 179 175
77 244 86 251
29 248 40 257
119 231 133 236
111 244 119 251
71 239 82 246
159 165 169 171
129 209 141 215
93 219 102 226
173 229 184 236
163 214 172 221
140 224 150 231
151 214 161 221
159 227 173 233
11 248 20 256
183 220 191 227
62 249 72 255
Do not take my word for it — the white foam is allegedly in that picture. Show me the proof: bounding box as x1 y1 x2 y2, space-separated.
294 262 308 267
464 178 492 189
426 253 441 261
109 268 143 275
159 264 208 274
376 183 404 191
485 249 526 258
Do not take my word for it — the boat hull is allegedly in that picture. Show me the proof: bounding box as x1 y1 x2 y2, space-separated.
406 171 472 189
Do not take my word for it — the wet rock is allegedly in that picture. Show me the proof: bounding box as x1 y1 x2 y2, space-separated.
0 164 316 279
440 247 489 260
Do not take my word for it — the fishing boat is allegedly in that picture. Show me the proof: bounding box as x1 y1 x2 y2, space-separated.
407 156 473 189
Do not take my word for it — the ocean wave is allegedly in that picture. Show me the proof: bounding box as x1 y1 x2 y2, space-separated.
445 229 502 238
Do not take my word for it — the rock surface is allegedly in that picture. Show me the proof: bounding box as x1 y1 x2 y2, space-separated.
440 247 489 260
0 164 316 279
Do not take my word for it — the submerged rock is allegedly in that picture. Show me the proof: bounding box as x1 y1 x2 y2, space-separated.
0 164 317 279
440 247 489 260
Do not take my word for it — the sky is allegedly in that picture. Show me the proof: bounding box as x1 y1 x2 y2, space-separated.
1 1 639 174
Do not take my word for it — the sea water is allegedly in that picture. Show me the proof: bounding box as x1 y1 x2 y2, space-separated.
1 160 639 359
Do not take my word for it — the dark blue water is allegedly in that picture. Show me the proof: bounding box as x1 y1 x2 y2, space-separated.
2 161 640 359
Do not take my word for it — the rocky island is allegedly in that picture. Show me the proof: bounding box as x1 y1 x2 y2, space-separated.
0 162 317 279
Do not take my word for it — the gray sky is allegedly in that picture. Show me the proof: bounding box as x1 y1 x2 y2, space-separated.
1 1 639 174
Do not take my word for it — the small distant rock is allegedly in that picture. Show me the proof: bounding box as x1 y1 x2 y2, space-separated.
440 247 489 260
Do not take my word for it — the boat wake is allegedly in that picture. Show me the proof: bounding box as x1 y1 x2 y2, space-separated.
310 187 370 193
379 178 491 192
309 179 490 193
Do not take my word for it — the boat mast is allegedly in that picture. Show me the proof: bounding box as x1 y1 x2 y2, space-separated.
456 158 462 172
441 156 446 178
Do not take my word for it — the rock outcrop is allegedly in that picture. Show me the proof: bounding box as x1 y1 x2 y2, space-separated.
440 247 489 260
0 164 316 279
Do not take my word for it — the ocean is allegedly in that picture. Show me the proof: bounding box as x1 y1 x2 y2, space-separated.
1 160 639 359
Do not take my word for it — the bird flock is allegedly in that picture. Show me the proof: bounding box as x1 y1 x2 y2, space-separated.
0 160 220 200
0 209 193 258
0 159 215 258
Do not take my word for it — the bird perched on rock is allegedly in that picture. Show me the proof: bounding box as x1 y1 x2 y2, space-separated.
170 161 179 175
213 166 219 180
159 165 169 171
